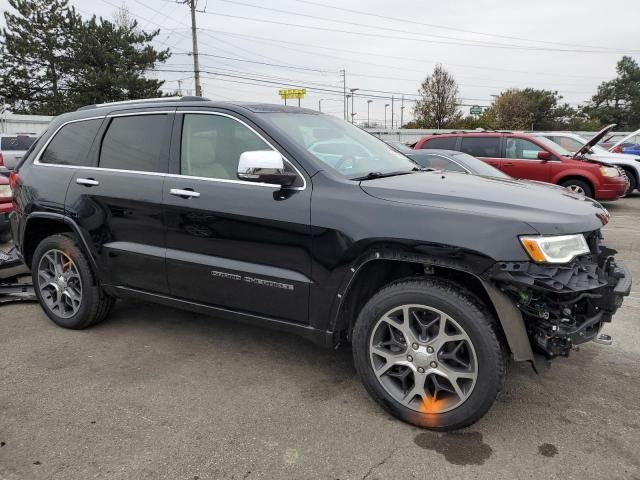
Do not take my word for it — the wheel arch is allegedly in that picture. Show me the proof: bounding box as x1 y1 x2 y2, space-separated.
23 213 97 271
330 250 534 366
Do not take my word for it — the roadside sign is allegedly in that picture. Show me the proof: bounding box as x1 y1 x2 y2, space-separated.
470 105 483 115
279 89 306 100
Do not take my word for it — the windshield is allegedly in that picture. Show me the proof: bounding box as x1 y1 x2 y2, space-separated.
533 135 572 156
449 152 510 178
262 113 417 179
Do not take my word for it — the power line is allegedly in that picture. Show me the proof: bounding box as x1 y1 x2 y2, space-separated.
290 0 630 52
197 28 606 81
200 7 640 54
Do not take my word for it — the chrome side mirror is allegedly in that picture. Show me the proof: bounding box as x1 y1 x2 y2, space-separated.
237 150 298 186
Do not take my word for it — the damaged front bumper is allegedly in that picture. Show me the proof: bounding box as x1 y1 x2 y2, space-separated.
488 235 631 359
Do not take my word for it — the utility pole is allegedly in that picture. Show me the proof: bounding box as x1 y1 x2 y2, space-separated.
400 96 405 128
367 100 372 127
346 94 351 120
350 88 358 124
186 0 202 97
318 99 322 112
384 104 389 129
391 96 394 129
341 69 346 120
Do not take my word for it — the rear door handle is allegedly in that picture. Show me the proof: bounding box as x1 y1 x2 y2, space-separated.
76 178 100 186
169 188 200 198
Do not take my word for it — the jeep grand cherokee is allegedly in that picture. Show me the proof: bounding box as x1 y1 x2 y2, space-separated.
9 97 631 431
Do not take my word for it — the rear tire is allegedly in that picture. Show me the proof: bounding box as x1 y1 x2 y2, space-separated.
560 179 593 198
352 279 507 431
32 233 114 329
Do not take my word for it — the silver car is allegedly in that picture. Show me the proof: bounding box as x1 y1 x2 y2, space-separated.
0 133 37 172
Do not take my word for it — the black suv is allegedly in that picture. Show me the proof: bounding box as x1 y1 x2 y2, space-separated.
9 97 631 431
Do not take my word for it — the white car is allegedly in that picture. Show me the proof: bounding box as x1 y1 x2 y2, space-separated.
535 125 640 195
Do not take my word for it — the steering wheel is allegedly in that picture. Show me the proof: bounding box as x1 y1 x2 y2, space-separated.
334 155 358 172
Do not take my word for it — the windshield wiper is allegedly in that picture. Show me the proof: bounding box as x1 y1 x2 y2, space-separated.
352 167 428 181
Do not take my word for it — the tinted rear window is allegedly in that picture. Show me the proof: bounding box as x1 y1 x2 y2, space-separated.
420 137 457 150
40 119 102 165
99 114 169 172
1 135 36 151
460 137 500 157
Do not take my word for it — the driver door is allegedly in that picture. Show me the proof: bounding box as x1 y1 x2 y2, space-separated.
163 111 313 323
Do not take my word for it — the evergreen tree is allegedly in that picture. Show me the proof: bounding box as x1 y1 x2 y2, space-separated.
0 0 171 114
0 0 81 114
67 16 170 108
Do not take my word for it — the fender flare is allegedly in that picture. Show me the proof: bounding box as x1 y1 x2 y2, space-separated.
329 248 535 367
23 212 99 272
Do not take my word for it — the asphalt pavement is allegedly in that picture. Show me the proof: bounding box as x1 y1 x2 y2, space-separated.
1 195 639 480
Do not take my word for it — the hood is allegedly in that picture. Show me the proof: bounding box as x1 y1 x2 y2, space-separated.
360 171 608 235
609 127 640 152
575 124 616 157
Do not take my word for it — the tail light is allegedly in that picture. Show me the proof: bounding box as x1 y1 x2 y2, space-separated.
9 171 19 190
612 146 622 153
0 152 4 166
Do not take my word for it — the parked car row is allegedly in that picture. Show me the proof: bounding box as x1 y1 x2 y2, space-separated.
5 97 631 432
413 127 632 200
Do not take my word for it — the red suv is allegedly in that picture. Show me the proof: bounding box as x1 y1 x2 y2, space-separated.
414 133 627 200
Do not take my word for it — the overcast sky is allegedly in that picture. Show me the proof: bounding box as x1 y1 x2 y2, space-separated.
2 0 639 124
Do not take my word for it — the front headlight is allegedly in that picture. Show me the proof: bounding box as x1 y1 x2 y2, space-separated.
600 166 620 177
520 234 589 263
0 184 11 198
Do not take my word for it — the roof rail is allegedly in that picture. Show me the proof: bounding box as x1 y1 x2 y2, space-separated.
77 95 210 111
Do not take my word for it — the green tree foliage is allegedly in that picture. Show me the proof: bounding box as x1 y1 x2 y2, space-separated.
68 16 170 107
413 65 462 128
0 0 170 114
478 88 579 130
585 56 640 129
0 0 81 114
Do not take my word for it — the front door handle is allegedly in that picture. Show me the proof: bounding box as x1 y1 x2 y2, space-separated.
76 178 100 186
503 162 514 166
169 188 201 198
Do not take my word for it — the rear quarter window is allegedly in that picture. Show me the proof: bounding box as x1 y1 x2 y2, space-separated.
39 119 102 166
420 137 457 150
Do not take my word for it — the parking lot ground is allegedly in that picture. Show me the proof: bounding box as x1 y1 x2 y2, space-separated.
1 196 639 480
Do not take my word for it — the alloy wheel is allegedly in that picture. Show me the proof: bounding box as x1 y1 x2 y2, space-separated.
567 184 586 195
37 249 83 319
369 304 478 414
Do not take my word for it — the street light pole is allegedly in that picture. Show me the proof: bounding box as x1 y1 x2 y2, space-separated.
367 100 372 127
384 104 389 129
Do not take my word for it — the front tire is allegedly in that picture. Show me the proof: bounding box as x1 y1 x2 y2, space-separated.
560 179 593 198
32 233 114 329
352 279 506 431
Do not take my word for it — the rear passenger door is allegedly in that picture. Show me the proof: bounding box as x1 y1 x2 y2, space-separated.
501 137 552 181
163 111 312 323
65 110 173 294
459 136 503 169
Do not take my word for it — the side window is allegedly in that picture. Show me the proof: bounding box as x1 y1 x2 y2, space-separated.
39 119 102 166
459 137 500 157
180 113 273 180
547 136 581 152
420 137 457 150
417 154 466 172
99 114 169 172
505 138 545 160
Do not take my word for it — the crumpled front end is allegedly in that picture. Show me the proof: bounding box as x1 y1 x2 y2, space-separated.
488 230 632 358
